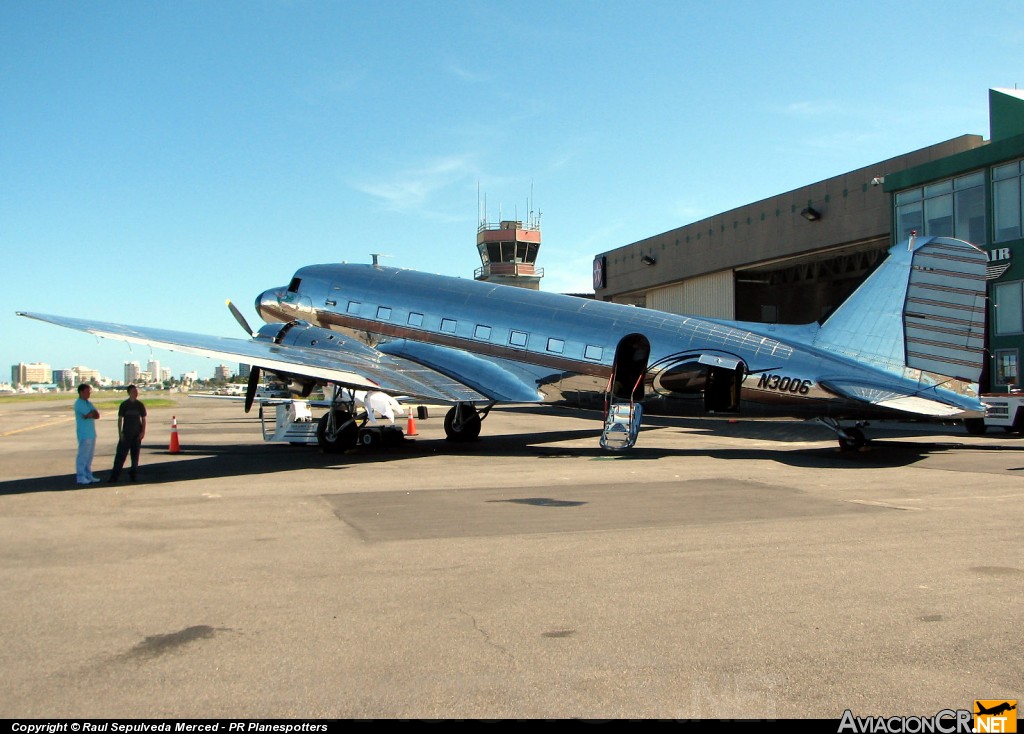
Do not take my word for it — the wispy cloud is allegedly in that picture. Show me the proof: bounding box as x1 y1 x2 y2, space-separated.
352 154 481 220
668 201 710 225
445 61 491 84
780 100 842 117
541 248 601 295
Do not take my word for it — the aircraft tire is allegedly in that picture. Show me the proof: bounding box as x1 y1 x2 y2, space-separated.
963 418 987 435
444 406 481 442
382 426 405 447
838 427 867 451
359 429 381 449
317 410 357 454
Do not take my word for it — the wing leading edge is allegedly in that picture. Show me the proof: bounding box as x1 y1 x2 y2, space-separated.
16 312 486 404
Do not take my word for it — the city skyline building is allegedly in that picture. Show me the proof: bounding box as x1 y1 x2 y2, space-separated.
11 362 51 387
124 361 141 385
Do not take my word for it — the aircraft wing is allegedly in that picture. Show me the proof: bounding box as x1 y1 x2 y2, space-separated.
188 394 336 409
16 312 487 404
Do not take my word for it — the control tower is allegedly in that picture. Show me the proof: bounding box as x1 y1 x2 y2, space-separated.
474 213 544 290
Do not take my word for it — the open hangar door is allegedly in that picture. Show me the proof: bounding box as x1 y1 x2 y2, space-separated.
733 239 890 325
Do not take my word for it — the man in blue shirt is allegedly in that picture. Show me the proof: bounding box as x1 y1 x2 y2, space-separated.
74 383 101 485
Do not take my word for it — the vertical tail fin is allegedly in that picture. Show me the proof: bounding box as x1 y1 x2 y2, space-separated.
814 236 988 382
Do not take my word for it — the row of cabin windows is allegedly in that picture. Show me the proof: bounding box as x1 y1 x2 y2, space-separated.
346 300 604 361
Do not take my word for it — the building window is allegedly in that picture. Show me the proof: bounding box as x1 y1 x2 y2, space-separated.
509 330 528 347
994 160 1023 242
408 312 424 327
474 324 491 340
440 318 457 333
994 349 1019 388
994 280 1024 335
546 338 564 354
376 306 391 320
895 171 986 245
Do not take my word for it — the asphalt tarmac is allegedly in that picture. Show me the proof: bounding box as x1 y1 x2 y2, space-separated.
0 395 1021 719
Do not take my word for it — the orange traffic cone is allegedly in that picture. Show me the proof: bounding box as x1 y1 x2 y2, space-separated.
169 416 181 454
405 411 418 436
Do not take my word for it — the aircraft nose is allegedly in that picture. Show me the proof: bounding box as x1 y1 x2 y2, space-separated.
255 287 289 324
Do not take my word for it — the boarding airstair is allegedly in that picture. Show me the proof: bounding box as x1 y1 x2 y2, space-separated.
600 371 644 451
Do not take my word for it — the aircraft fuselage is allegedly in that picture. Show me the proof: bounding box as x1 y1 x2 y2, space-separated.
254 263 975 423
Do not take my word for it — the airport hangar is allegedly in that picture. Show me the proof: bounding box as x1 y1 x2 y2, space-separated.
593 88 1024 394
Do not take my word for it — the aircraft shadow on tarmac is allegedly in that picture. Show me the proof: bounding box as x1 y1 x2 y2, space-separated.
7 407 1024 497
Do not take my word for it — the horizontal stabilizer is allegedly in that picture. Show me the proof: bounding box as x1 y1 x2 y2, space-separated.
820 379 972 417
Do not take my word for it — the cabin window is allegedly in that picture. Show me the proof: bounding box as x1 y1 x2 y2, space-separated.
347 301 360 314
546 338 564 354
377 306 391 320
584 345 603 361
441 318 457 333
408 312 423 327
474 325 492 340
509 330 528 347
287 277 301 293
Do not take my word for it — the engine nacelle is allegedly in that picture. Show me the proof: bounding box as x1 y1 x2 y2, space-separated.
252 321 356 397
255 320 353 349
648 353 746 413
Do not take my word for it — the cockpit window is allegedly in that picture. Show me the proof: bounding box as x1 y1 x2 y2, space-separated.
287 277 301 293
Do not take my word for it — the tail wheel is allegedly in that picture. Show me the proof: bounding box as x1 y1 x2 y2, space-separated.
838 427 867 451
444 405 481 442
317 410 357 453
963 418 987 435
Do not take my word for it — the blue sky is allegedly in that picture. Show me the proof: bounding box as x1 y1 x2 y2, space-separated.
2 0 1020 381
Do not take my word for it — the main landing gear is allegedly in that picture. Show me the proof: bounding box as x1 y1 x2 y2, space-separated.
316 407 358 454
816 417 869 451
315 388 405 454
443 402 493 442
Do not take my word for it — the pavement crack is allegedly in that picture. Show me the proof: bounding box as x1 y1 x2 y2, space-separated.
460 608 515 665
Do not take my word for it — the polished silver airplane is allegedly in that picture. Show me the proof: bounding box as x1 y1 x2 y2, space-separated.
18 234 988 452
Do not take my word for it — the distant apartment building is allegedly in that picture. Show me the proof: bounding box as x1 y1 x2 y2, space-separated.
11 362 51 386
72 366 101 385
214 364 232 381
53 369 77 390
147 360 161 384
124 361 141 384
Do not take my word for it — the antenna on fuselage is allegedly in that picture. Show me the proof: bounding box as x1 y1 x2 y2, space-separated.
370 253 392 268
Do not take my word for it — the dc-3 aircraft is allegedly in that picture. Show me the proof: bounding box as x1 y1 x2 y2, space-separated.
18 234 988 453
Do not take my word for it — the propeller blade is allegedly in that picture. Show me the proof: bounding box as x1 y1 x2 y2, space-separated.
226 299 256 337
244 366 261 414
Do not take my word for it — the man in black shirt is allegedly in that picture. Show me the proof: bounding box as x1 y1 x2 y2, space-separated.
109 384 148 482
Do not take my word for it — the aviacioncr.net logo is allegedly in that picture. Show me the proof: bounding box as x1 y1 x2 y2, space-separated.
838 709 973 733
